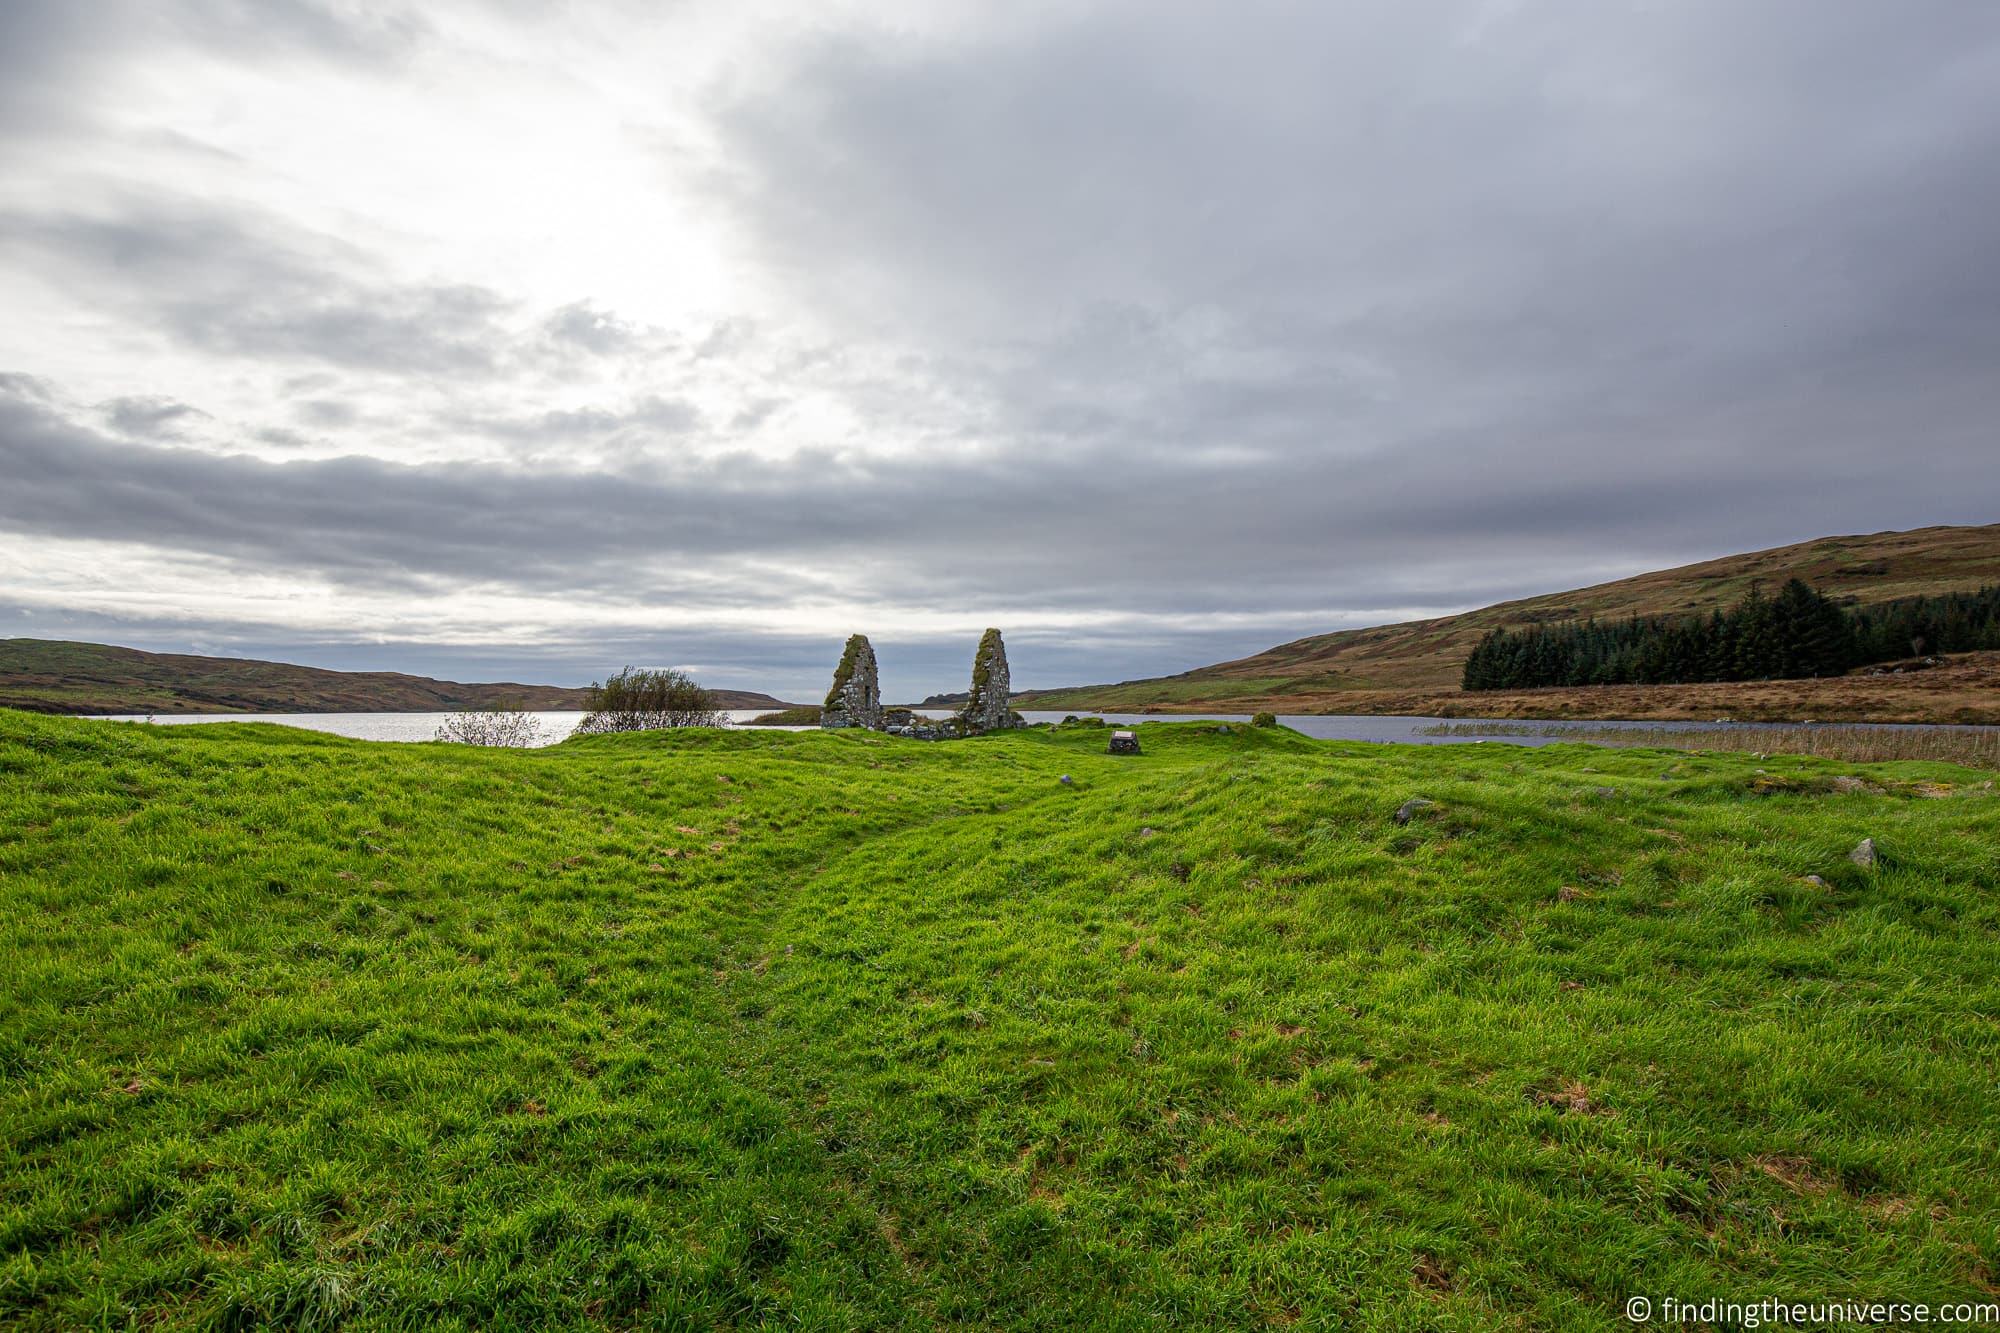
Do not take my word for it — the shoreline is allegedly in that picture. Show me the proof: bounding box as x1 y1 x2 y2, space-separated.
1017 651 2000 728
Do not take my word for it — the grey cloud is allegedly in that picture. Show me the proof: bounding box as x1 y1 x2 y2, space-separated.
0 373 55 401
254 426 316 450
182 284 511 375
4 2 1999 693
296 400 361 428
543 303 645 356
0 5 92 127
157 0 428 65
0 1 426 140
3 374 1990 623
709 0 2000 486
0 0 424 81
102 396 211 437
729 397 787 431
0 202 517 375
0 193 703 394
457 396 706 445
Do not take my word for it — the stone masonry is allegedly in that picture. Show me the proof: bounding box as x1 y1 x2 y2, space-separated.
821 633 882 729
958 627 1021 733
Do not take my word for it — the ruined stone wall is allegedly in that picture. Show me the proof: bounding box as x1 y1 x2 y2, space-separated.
821 634 881 729
958 627 1018 732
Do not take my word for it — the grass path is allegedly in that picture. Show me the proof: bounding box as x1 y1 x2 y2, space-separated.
2 711 1997 1328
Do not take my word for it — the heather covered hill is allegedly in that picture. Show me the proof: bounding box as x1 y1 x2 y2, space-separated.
1022 524 2000 715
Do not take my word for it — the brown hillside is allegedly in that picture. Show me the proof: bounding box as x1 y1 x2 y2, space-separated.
1021 524 2000 714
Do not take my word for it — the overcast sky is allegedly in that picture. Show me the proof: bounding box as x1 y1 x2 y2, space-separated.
3 1 1996 701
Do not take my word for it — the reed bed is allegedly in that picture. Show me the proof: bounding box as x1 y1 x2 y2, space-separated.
1420 720 2000 768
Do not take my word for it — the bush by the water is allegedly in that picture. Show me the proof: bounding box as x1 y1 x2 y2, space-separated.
434 706 542 747
574 665 723 732
1463 578 2000 690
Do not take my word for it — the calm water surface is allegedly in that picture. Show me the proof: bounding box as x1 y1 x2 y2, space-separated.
86 709 1980 748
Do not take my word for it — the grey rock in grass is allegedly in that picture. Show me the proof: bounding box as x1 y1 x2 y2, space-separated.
1394 797 1436 826
1108 730 1140 755
1059 774 1073 785
821 634 881 730
1805 874 1830 888
1849 837 1879 868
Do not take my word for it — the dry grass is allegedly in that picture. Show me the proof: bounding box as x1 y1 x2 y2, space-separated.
1418 720 2000 769
1030 651 2000 728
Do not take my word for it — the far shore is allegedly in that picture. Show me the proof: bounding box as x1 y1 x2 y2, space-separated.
1018 650 2000 728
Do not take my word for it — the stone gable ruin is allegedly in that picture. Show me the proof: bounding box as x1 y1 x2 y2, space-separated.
818 628 1024 738
958 628 1021 733
820 634 882 729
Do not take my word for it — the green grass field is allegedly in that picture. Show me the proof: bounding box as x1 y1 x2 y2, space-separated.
2 709 1997 1329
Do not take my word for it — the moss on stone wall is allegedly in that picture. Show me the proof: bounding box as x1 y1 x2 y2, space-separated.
969 628 1002 695
825 634 868 710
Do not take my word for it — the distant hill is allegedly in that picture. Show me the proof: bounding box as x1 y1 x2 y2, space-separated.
1021 523 2000 718
0 640 792 715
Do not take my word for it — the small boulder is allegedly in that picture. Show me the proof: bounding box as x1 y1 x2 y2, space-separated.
1059 774 1074 786
1394 797 1435 826
1108 730 1141 755
1849 837 1878 868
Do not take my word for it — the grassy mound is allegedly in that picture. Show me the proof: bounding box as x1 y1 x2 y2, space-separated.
2 710 1996 1327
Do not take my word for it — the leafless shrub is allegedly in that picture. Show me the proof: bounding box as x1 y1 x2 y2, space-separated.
435 707 543 748
574 666 725 733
